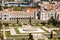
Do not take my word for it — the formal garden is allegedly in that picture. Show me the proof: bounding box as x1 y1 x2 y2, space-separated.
0 15 60 40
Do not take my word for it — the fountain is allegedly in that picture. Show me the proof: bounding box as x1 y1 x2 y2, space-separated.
18 26 45 33
23 27 38 31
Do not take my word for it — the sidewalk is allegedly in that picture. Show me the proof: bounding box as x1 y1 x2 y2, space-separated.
42 26 57 34
10 27 17 35
33 34 49 40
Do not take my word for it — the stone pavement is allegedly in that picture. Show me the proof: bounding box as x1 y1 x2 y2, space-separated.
49 28 60 30
33 34 49 40
2 25 6 39
10 27 17 35
42 26 57 34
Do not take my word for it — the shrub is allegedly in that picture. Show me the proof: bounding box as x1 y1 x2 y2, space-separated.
0 5 3 11
13 7 24 11
3 23 9 26
18 23 22 26
41 22 47 25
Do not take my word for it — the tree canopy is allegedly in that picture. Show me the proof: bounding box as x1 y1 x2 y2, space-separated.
28 33 34 40
47 17 57 26
0 5 2 11
0 22 2 30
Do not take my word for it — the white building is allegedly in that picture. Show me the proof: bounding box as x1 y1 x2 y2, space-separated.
0 11 34 21
40 11 60 21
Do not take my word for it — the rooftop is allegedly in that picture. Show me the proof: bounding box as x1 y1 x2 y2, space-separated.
39 3 60 12
0 8 40 14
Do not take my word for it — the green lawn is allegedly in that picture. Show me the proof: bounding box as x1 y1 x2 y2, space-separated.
4 26 9 29
5 31 11 37
31 23 42 26
45 24 56 28
49 38 60 40
53 30 60 35
14 28 20 34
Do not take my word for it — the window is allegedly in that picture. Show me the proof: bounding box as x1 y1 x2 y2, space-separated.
0 18 1 20
45 17 46 18
42 14 43 15
48 14 49 17
51 14 53 16
45 14 46 15
42 17 43 18
4 18 6 20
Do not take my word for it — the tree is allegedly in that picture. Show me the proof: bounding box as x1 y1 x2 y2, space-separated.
0 22 2 30
18 23 22 26
3 23 9 26
54 0 60 2
12 24 16 27
3 6 9 9
56 21 60 27
0 5 2 11
24 0 30 2
13 7 23 11
42 0 49 1
29 16 31 25
47 17 57 26
17 17 19 24
41 22 47 25
50 31 53 39
0 22 3 40
28 33 34 40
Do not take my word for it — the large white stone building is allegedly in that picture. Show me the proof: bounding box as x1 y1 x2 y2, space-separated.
0 11 34 21
0 9 60 23
0 10 35 24
40 11 60 21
